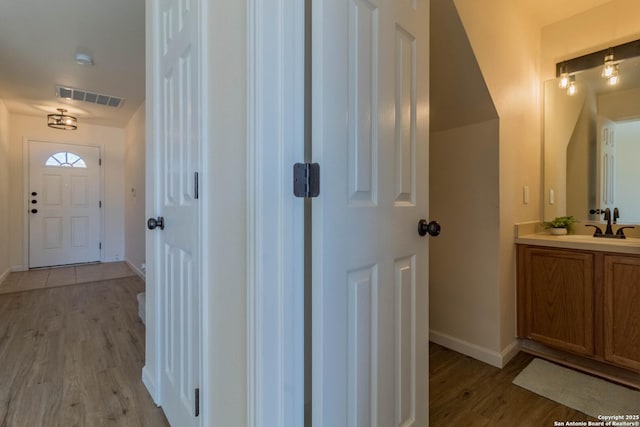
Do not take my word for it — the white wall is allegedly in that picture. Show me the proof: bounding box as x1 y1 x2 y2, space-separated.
124 102 146 277
615 120 640 221
430 120 502 360
452 0 542 360
0 100 10 282
8 114 125 269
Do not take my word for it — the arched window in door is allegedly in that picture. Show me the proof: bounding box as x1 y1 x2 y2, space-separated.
45 152 87 168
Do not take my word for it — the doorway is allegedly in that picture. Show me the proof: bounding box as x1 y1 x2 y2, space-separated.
27 140 101 268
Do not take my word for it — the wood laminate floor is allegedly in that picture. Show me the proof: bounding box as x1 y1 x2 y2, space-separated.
430 343 598 426
0 276 168 427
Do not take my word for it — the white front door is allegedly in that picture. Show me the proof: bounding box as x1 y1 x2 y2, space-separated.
312 0 430 426
149 0 202 425
29 140 101 268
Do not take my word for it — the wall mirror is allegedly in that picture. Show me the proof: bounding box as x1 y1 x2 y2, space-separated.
544 47 640 224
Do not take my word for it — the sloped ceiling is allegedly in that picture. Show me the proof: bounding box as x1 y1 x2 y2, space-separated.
430 0 498 133
0 0 145 128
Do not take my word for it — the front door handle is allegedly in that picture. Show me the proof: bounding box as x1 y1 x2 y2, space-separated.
147 217 165 230
418 219 441 237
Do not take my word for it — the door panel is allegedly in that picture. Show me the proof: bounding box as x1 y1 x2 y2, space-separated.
313 0 429 425
152 0 201 425
597 116 616 211
29 141 101 268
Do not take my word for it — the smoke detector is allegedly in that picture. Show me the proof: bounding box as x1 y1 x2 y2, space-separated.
74 52 94 66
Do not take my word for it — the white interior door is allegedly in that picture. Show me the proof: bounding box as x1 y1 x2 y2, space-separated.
29 141 101 268
312 0 430 425
597 116 616 212
150 0 201 425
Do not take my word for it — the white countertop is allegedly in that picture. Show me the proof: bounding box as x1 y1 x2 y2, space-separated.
516 233 640 254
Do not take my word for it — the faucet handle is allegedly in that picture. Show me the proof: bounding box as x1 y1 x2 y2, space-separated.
585 224 603 236
615 226 634 238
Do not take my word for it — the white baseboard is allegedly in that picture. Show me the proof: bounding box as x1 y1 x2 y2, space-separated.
142 365 160 406
101 257 124 263
125 259 146 281
430 329 521 368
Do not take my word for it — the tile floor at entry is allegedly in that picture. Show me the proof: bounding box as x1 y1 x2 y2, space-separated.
0 262 136 294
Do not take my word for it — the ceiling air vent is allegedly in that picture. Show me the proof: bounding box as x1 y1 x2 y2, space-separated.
55 85 125 108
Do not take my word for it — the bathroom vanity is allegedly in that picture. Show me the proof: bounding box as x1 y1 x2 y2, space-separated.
516 233 640 389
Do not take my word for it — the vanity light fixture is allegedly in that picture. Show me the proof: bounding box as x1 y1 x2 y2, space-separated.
567 75 577 96
601 51 616 79
47 108 78 130
556 39 640 80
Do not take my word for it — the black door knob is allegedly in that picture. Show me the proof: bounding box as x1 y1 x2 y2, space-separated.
147 217 165 230
31 199 37 204
418 219 441 237
31 209 38 214
31 191 37 196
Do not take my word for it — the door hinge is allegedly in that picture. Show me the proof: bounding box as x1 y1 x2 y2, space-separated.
99 200 102 208
194 172 199 200
99 242 102 250
99 158 102 166
293 163 320 198
195 388 200 417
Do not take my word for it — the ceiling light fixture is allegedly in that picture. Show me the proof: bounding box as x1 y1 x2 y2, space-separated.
74 52 94 66
47 108 78 130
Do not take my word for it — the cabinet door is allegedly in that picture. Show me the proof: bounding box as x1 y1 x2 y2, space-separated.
603 255 640 372
522 247 595 356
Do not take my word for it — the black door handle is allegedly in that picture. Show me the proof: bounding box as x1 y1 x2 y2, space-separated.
418 219 441 237
147 217 165 230
31 209 38 214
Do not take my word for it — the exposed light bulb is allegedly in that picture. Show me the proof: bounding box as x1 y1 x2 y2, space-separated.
608 73 619 86
559 73 570 89
567 76 577 96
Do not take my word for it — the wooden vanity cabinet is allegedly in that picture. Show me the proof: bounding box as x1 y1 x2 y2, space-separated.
517 245 640 376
